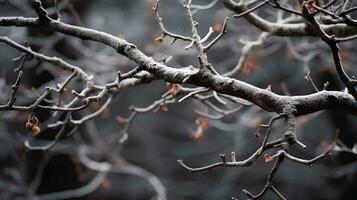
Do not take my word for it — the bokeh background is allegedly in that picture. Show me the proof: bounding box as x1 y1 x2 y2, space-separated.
0 0 356 199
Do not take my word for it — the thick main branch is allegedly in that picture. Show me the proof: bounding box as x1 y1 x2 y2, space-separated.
0 15 357 116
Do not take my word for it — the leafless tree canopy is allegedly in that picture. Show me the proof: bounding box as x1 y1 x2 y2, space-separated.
0 0 356 199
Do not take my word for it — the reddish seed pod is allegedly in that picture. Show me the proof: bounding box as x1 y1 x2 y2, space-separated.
264 154 273 163
195 117 210 130
192 132 204 141
168 83 181 97
155 35 164 43
31 126 41 136
26 121 35 130
213 23 222 33
159 105 168 112
116 116 126 125
255 129 260 138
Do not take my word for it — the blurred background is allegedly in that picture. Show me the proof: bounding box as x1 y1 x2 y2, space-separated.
0 0 356 199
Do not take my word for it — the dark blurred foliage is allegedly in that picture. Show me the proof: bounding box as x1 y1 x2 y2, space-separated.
0 0 356 200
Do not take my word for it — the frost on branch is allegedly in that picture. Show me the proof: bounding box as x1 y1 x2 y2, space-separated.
0 0 356 199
